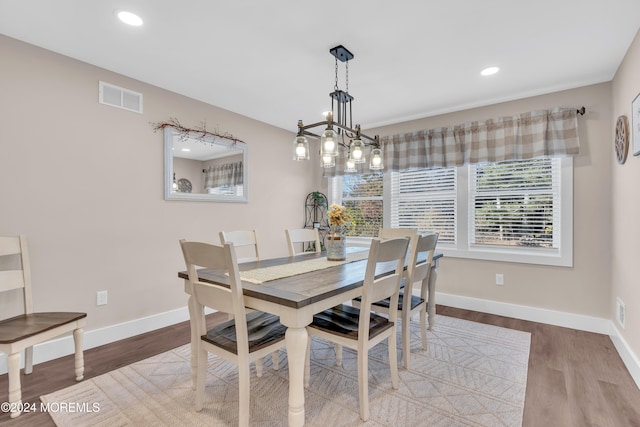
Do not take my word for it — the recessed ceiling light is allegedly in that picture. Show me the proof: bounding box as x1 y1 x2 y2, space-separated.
481 66 500 76
116 10 143 26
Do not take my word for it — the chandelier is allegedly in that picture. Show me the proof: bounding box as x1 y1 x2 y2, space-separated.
292 45 383 172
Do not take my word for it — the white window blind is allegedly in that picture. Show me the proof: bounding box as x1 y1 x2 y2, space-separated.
390 168 457 244
470 158 560 249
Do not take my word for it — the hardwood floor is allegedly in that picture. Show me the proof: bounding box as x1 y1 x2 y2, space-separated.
1 306 639 426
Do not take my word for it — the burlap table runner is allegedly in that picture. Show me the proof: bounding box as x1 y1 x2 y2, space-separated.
239 250 369 284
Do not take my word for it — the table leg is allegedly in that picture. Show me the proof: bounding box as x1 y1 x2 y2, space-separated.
427 261 438 331
286 326 308 427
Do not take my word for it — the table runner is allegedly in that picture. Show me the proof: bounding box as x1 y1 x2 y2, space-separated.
239 251 369 284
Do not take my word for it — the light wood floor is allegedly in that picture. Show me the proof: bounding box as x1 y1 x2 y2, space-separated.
1 306 639 426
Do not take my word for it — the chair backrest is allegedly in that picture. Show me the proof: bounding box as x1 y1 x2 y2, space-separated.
406 233 439 297
219 230 260 263
378 228 418 240
359 237 409 333
0 235 33 316
179 239 249 342
285 228 321 256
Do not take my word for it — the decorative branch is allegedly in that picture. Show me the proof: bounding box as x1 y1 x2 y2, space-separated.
151 117 245 144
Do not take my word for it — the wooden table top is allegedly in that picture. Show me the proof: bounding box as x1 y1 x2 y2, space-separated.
178 251 442 310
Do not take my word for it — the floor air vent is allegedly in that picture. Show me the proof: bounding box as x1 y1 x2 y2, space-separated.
99 81 143 113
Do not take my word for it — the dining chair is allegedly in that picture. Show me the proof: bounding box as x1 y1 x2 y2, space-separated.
285 228 321 256
362 232 439 369
304 237 409 422
0 235 86 418
219 230 260 263
180 239 287 427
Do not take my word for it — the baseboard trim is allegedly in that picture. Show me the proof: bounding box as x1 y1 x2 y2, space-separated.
437 292 640 389
436 292 611 333
0 307 191 375
610 324 640 389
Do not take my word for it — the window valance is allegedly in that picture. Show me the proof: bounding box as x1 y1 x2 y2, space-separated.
204 161 243 189
380 107 580 170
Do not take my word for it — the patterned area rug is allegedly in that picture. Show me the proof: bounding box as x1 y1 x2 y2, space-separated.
41 315 530 426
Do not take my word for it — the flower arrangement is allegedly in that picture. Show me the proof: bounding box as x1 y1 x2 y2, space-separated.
326 204 350 261
327 204 351 228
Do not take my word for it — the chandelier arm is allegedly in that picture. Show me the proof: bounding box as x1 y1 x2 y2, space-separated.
300 121 378 146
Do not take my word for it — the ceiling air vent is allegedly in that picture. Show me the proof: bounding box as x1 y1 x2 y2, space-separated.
99 81 143 113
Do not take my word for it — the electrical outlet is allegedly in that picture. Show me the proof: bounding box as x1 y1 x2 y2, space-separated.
97 290 108 306
616 297 625 328
495 274 504 285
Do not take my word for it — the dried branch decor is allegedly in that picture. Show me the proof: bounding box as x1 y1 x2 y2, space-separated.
151 117 245 145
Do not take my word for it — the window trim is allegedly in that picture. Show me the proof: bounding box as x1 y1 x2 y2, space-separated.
330 157 573 267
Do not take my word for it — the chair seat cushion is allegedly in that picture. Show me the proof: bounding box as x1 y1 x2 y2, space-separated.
0 312 87 344
309 304 393 340
201 310 286 354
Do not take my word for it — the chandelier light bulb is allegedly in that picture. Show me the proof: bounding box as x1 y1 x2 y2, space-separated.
369 148 383 170
350 138 365 163
292 135 309 160
321 128 338 156
322 154 335 168
345 158 357 173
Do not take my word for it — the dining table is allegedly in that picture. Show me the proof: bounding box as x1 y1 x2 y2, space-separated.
178 247 442 426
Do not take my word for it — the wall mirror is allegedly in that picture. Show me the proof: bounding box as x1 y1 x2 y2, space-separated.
164 126 248 202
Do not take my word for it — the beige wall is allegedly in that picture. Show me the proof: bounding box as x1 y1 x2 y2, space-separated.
0 35 315 330
611 29 640 360
349 83 613 319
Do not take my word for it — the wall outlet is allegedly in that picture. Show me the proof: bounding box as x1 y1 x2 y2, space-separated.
97 290 108 306
616 297 625 328
495 274 504 285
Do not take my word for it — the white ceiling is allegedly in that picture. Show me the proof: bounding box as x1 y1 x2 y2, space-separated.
2 1 640 133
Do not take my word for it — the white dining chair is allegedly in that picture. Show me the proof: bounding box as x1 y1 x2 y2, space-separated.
285 228 321 257
219 230 260 263
366 232 438 369
180 239 287 427
304 237 409 422
0 235 86 418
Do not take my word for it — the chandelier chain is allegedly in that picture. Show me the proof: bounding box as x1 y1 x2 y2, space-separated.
345 61 349 94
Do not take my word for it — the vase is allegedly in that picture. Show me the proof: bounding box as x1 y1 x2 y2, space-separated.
326 227 346 261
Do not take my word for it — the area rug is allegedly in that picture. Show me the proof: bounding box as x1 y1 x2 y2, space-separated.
41 315 530 426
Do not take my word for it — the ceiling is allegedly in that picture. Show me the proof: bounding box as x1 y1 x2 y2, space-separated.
2 1 640 133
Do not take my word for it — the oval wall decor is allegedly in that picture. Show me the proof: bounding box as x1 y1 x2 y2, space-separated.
615 115 629 164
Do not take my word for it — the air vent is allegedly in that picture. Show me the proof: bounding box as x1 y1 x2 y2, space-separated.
99 81 143 113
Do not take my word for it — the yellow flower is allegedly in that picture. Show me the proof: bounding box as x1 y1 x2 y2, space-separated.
328 204 351 227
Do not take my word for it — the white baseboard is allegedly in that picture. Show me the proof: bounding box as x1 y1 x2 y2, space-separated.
436 292 640 389
610 325 640 390
0 306 191 375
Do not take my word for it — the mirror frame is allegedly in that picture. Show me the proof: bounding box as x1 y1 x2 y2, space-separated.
164 126 249 203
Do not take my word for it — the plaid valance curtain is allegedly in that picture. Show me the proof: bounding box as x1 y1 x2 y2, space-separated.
204 161 243 189
380 107 580 170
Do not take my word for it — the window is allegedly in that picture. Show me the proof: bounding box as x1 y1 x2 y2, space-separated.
330 157 573 266
332 172 383 237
